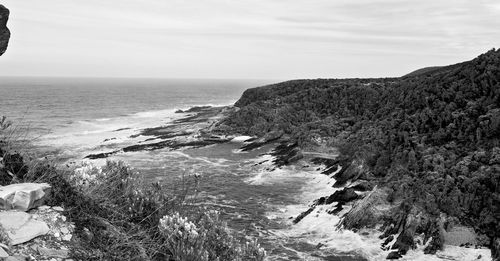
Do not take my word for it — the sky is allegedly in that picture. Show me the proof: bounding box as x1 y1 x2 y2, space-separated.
0 0 499 79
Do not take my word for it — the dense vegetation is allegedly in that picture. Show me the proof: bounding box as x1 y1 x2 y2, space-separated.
219 49 500 258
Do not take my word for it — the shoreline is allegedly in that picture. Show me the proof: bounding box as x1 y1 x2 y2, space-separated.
26 103 496 260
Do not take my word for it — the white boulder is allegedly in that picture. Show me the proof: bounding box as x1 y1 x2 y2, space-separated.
0 211 50 245
0 183 51 211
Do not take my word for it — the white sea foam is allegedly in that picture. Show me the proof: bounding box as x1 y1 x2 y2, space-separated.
247 154 492 261
231 136 253 142
36 108 188 159
131 108 178 118
403 244 491 261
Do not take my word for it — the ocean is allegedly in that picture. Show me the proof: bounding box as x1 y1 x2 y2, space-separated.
0 77 489 261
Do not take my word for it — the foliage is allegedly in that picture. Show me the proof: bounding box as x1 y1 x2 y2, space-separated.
1 121 265 260
159 211 265 261
219 48 500 250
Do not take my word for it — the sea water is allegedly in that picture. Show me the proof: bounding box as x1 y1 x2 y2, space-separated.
0 77 491 260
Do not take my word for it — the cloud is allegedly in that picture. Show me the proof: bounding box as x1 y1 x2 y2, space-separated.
0 0 499 79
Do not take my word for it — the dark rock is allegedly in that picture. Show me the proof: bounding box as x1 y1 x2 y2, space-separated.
339 188 389 230
382 235 394 249
0 5 10 56
327 204 344 215
392 230 414 254
271 142 303 167
175 109 184 113
325 188 359 205
423 220 443 254
240 131 283 152
183 106 211 113
313 196 326 205
311 156 351 176
293 205 315 224
333 160 365 187
85 150 119 159
113 127 131 132
386 251 401 259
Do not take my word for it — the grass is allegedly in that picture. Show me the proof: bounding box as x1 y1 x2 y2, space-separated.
0 117 266 261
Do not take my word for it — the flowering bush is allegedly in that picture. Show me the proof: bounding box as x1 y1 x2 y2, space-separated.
69 161 104 189
159 211 266 261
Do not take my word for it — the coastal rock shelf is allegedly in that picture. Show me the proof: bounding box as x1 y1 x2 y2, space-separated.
84 106 238 159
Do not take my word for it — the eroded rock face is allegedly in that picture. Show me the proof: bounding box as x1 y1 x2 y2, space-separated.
0 183 52 211
339 187 389 230
0 5 10 56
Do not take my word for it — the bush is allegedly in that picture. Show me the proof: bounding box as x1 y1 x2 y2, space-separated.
159 211 265 261
1 116 266 260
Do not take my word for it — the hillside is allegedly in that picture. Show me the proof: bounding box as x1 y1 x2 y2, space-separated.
216 49 500 259
404 66 444 77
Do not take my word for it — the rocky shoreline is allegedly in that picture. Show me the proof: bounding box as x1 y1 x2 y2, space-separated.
84 106 237 160
80 101 495 260
202 50 500 260
232 134 492 260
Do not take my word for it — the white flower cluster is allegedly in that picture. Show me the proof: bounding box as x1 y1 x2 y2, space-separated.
70 161 104 189
158 211 266 261
159 212 199 240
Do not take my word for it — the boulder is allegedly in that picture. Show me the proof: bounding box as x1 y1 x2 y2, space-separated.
292 205 315 224
0 183 51 211
0 211 50 245
0 5 10 56
333 159 366 187
325 188 359 205
338 187 389 230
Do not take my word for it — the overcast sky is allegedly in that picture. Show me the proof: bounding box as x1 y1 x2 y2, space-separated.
0 0 499 79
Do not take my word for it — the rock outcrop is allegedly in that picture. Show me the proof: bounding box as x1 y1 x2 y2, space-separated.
0 183 52 211
0 211 50 245
223 49 500 258
0 5 10 56
0 205 73 259
338 187 389 230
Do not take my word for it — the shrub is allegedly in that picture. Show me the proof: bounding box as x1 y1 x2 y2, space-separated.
159 211 265 261
1 116 267 260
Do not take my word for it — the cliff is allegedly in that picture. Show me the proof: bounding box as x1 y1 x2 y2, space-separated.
218 49 500 259
0 4 10 56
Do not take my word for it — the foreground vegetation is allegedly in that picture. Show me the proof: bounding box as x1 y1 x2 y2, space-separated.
217 49 500 258
0 118 265 260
